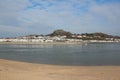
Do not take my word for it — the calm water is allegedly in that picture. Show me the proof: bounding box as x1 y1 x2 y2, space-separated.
0 43 120 66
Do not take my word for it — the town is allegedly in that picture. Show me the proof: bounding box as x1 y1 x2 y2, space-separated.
0 29 120 43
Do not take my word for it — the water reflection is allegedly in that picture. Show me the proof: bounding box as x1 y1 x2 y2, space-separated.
0 43 120 66
7 44 54 48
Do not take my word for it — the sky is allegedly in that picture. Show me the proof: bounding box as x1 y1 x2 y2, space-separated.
0 0 120 37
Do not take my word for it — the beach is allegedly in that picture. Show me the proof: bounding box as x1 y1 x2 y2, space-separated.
0 59 120 80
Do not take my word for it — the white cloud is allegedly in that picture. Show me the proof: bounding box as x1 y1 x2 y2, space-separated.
0 0 120 37
0 0 30 26
89 3 120 23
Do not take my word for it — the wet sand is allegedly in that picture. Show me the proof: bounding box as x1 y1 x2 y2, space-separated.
0 59 120 80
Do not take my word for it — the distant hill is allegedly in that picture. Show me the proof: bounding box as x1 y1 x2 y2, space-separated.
82 32 113 38
81 32 114 40
47 29 120 39
14 29 120 40
48 29 72 37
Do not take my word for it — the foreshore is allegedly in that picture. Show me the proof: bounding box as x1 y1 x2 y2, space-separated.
0 59 120 80
0 41 119 45
0 42 82 45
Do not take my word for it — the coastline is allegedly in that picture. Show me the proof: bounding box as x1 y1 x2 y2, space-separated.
0 41 120 45
0 59 120 80
0 42 82 45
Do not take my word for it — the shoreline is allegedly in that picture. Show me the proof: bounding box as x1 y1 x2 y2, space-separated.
0 42 82 45
0 41 120 45
0 59 120 80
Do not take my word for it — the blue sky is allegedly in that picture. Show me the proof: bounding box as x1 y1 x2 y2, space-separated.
0 0 120 37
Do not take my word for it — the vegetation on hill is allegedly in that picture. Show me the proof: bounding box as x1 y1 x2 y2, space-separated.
81 32 114 40
22 29 120 40
48 29 72 37
47 29 120 40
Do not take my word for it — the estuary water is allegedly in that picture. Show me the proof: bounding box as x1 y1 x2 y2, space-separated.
0 43 120 66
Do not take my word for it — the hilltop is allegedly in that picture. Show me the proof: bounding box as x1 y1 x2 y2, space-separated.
48 29 72 37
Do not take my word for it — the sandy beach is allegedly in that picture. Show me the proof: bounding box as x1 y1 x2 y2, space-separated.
0 59 120 80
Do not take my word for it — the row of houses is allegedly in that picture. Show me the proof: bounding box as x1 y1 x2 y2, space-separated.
0 35 82 43
0 34 120 43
